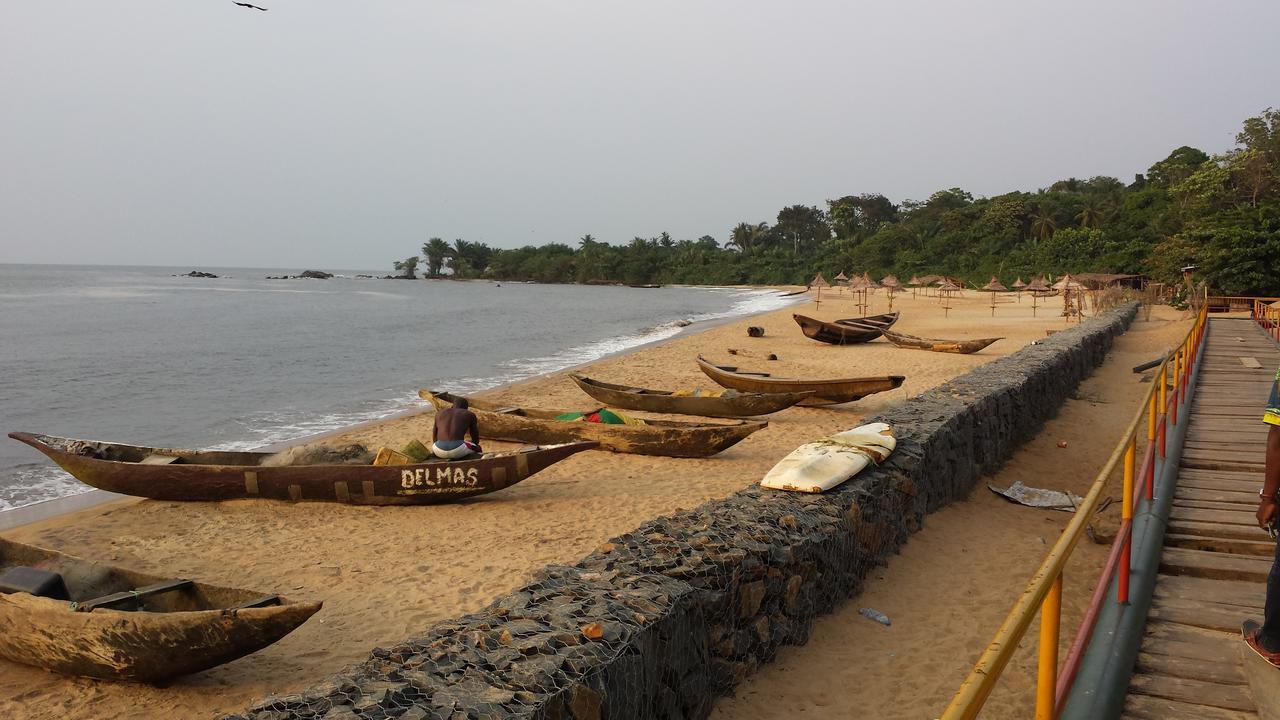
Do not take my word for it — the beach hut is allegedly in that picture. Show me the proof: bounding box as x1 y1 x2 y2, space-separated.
810 272 831 307
982 276 1009 316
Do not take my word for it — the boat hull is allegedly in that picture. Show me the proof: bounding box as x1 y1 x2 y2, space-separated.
696 357 905 406
793 312 899 345
7 432 596 505
881 330 1002 354
421 391 766 457
0 538 319 682
570 375 812 418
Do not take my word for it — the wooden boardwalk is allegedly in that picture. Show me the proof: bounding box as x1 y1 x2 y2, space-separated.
1123 318 1279 720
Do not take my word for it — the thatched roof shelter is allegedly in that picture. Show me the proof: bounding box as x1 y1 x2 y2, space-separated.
982 276 1009 292
861 272 881 289
1026 277 1051 292
1051 274 1086 291
916 274 944 285
1012 278 1027 289
810 272 831 288
881 274 902 290
833 271 849 282
906 275 923 286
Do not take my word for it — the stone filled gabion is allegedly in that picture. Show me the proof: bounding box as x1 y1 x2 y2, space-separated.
230 303 1138 720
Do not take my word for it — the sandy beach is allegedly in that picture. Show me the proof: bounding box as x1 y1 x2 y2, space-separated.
0 290 1190 720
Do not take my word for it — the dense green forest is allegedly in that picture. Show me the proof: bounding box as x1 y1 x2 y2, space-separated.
390 108 1280 295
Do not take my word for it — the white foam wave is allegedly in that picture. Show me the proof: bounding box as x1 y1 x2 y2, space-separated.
0 465 94 512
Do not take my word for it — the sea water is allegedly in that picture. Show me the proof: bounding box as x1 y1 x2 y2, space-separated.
0 264 798 511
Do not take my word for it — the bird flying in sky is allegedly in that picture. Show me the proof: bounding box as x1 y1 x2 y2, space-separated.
232 1 268 10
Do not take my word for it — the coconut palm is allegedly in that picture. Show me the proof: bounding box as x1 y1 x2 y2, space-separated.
421 237 450 276
1030 210 1059 240
1075 200 1105 229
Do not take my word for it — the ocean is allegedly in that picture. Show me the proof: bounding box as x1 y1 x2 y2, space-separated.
0 264 798 512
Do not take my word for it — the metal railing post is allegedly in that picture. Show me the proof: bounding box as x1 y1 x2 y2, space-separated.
1118 436 1136 603
1036 573 1064 720
1145 394 1157 500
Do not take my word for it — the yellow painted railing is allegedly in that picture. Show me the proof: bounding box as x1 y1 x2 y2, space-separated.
939 299 1209 720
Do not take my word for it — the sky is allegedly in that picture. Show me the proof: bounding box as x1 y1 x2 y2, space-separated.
1 1 1278 270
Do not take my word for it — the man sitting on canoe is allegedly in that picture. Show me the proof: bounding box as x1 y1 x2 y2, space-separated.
432 398 482 459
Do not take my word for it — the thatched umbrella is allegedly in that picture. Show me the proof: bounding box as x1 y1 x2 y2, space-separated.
833 270 849 294
982 276 1009 317
1012 277 1027 302
907 275 923 298
937 279 961 318
811 272 831 307
881 274 902 310
1025 276 1050 316
1053 274 1087 322
847 273 870 314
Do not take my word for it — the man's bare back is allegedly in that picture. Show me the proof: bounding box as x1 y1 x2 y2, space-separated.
432 398 480 458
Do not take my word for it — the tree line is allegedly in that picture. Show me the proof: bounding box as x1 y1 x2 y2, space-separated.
390 107 1280 295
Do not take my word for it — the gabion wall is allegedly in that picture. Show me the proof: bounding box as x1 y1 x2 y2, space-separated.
232 303 1138 720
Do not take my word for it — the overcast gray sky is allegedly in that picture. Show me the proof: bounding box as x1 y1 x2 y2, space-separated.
2 1 1277 269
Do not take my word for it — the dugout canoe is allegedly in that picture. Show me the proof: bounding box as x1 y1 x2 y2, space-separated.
0 536 319 682
792 312 899 345
420 390 766 457
880 330 1003 354
6 432 595 505
696 356 905 406
570 374 813 418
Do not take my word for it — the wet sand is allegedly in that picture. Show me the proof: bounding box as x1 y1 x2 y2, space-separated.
0 290 1188 719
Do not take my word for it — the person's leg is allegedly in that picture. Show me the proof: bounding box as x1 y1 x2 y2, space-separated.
1260 537 1280 652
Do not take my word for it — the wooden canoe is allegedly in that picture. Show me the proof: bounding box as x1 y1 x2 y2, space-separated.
881 330 1003 354
793 312 899 345
420 390 766 457
570 374 813 418
0 536 319 682
7 432 595 505
696 356 905 406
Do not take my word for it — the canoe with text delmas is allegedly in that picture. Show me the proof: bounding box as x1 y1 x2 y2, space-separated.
570 374 814 418
792 311 899 345
880 329 1003 354
6 432 596 505
419 390 766 457
696 356 905 406
0 536 320 682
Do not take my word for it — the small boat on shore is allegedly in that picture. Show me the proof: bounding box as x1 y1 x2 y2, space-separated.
881 330 1003 354
0 536 319 682
570 374 813 418
420 390 766 457
793 312 899 345
696 356 905 406
7 432 595 505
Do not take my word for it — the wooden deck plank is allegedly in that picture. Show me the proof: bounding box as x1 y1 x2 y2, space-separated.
1160 547 1272 582
1154 574 1268 610
1128 673 1256 711
1163 533 1276 557
1122 693 1257 720
1136 649 1248 684
1149 596 1263 633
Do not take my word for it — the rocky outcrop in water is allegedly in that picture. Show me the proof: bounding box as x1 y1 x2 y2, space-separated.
177 270 219 278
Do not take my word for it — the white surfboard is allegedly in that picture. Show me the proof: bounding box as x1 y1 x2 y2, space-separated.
761 422 896 493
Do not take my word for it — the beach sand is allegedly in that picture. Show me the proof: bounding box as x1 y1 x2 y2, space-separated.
0 290 1189 720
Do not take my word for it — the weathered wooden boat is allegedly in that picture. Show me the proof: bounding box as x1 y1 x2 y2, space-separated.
696 356 905 406
0 536 320 682
420 390 766 457
570 374 813 418
792 312 899 345
7 432 596 505
880 329 1003 354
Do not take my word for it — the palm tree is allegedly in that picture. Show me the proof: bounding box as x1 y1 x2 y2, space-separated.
447 239 473 277
1075 200 1105 229
1030 211 1058 241
422 237 450 276
728 222 769 253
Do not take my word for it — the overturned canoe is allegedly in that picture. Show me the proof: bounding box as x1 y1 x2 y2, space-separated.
697 356 905 406
0 536 319 682
570 374 813 418
420 390 766 457
7 432 595 505
881 330 1002 354
793 312 899 345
